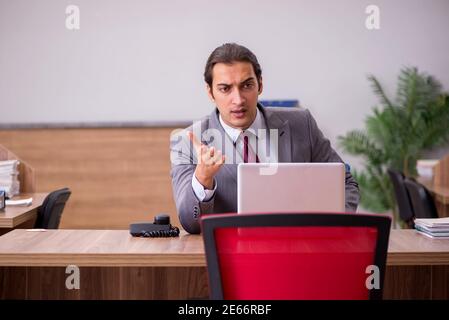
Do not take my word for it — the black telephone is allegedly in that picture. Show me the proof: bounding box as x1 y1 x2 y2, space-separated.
129 214 180 238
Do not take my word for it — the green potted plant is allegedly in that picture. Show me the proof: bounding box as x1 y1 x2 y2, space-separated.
338 67 449 226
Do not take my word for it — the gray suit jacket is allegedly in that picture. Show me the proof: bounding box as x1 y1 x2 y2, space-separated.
170 105 360 234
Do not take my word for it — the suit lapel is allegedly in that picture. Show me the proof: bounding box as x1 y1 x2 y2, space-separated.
260 106 292 162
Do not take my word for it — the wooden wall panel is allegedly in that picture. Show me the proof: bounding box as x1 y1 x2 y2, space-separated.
434 154 449 187
0 128 180 229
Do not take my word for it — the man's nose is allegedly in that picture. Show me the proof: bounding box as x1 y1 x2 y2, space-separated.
231 88 245 105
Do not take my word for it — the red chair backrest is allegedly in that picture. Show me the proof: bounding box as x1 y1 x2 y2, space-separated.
201 213 391 300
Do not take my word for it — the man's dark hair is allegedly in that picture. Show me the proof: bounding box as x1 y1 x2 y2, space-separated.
204 43 262 90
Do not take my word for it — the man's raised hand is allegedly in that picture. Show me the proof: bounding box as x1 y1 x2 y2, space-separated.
187 131 225 190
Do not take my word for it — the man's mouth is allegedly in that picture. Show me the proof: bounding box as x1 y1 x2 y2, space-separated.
231 108 246 119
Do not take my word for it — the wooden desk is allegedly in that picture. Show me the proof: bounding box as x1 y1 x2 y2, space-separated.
0 193 48 235
0 229 448 299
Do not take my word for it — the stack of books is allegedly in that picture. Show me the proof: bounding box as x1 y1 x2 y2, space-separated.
415 217 449 239
0 160 20 198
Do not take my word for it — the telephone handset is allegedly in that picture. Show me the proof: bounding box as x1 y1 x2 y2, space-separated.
130 214 180 238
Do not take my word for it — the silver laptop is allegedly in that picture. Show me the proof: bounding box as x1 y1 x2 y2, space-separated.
237 163 345 213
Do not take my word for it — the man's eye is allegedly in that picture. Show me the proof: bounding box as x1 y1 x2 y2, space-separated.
219 87 229 93
243 83 254 89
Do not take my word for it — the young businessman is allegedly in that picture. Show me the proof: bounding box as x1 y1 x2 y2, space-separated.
170 43 360 234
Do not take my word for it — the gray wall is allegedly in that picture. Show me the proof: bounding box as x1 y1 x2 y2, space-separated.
1 0 449 168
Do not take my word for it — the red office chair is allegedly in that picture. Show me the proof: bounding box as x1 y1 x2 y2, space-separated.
201 212 391 300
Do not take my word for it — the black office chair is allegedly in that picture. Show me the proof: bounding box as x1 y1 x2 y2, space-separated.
34 188 71 229
403 179 438 219
387 169 415 227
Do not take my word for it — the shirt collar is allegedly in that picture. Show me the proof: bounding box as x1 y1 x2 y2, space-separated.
219 107 264 144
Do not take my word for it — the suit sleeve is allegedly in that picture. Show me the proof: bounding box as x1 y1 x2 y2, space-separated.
305 109 360 212
169 130 215 234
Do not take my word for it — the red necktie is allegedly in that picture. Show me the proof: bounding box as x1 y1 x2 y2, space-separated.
243 134 260 163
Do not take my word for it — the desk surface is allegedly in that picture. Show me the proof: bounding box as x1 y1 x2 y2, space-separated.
0 193 47 228
0 229 448 267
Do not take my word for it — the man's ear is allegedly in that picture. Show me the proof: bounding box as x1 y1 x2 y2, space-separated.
258 77 263 95
206 84 215 102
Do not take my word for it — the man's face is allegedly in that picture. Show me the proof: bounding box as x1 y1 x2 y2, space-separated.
207 61 263 130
